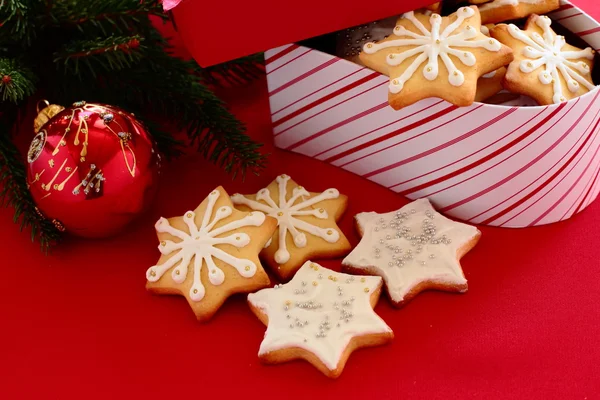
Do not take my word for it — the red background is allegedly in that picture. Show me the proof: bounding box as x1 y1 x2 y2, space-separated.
2 1 600 398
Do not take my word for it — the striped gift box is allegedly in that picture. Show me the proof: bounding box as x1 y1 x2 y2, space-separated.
265 0 600 228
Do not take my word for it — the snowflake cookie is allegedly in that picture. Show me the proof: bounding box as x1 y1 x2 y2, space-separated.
145 186 277 321
471 0 560 25
359 6 514 110
491 14 596 105
247 261 393 378
341 198 481 308
231 174 351 281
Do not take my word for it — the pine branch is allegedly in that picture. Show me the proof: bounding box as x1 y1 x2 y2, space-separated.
0 57 37 103
201 53 265 86
53 35 144 77
0 116 61 252
120 54 268 179
0 0 42 46
51 45 268 179
47 0 166 36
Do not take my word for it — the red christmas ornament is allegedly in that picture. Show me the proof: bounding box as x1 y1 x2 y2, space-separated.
2 75 11 84
27 100 161 238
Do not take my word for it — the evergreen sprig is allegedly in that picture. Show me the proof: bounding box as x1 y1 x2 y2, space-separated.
54 35 145 76
0 120 61 252
0 0 267 250
0 57 37 103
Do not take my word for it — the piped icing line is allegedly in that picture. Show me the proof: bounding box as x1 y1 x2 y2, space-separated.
342 198 480 303
479 0 542 12
507 16 595 103
231 174 341 265
247 261 392 371
362 7 502 93
146 189 266 302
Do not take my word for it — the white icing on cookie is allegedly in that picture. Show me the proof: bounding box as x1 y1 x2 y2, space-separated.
363 7 502 93
342 198 480 303
146 189 266 302
247 261 392 371
479 0 542 12
507 16 595 103
231 174 340 265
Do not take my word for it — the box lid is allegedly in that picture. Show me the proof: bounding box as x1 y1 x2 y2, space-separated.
171 0 437 67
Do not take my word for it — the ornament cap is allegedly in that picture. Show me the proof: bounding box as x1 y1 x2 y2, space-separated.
34 100 65 133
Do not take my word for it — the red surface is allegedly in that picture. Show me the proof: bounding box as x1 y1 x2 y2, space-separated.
2 2 600 398
171 0 434 66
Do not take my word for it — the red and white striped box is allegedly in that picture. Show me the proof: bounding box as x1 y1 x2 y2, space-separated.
264 0 600 227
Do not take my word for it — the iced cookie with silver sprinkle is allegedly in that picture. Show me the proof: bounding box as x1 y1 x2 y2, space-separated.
342 198 481 308
247 261 393 378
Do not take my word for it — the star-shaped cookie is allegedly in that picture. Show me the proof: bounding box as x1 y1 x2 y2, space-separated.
359 6 514 109
342 198 481 308
146 186 277 321
231 174 351 281
491 14 596 105
247 261 393 378
472 0 560 25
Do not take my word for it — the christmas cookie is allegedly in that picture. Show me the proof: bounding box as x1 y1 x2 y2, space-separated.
341 198 481 308
472 0 560 25
247 261 393 378
476 67 507 102
359 6 514 109
491 14 596 105
231 174 351 281
146 186 277 321
476 26 507 102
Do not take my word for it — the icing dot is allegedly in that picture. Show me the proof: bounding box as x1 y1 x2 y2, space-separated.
313 281 318 286
435 39 441 44
277 212 284 216
245 266 250 271
392 79 398 85
160 241 166 246
327 230 334 235
360 278 366 283
389 54 395 59
186 212 193 218
175 270 180 275
193 289 198 294
319 208 325 213
285 300 291 306
364 288 370 293
150 270 156 277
